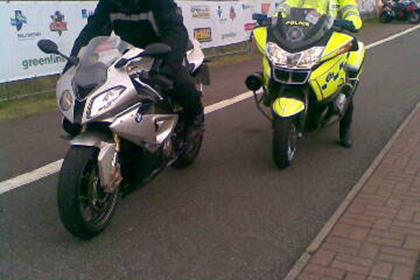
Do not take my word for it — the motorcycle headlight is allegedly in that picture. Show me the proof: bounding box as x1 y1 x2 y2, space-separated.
267 42 324 69
87 86 126 119
298 47 325 68
59 90 73 112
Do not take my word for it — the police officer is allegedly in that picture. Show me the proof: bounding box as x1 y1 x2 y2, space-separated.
279 0 362 147
67 0 204 137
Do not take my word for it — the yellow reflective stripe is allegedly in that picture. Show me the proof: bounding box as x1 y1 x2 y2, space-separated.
339 4 362 30
341 5 360 17
347 15 363 29
343 11 360 17
253 27 268 54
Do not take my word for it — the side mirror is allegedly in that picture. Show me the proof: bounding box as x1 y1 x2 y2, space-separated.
142 43 172 58
37 39 59 54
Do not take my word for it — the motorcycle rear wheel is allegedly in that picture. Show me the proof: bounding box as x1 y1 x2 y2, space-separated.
172 128 204 169
408 12 420 24
379 12 392 23
273 117 297 169
58 146 120 239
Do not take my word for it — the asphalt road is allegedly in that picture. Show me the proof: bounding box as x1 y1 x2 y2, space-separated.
1 24 420 280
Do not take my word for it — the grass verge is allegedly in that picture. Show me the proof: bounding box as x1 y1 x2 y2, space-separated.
0 92 57 123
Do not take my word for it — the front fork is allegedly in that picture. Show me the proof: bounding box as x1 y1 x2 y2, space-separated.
70 129 122 193
105 134 123 193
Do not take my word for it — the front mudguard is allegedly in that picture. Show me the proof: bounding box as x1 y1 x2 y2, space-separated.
272 97 305 118
70 130 116 188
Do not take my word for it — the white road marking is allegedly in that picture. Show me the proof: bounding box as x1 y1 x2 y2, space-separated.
1 25 419 196
0 160 63 195
204 91 254 114
365 25 420 50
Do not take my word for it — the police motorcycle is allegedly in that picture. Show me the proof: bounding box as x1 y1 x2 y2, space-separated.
245 3 365 169
37 36 210 239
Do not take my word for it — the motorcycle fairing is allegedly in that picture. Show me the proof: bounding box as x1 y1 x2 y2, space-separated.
309 54 347 101
272 97 305 117
109 105 179 151
308 33 362 101
82 61 140 124
254 27 268 54
253 27 272 87
263 57 271 87
346 41 365 75
57 67 76 122
320 32 354 62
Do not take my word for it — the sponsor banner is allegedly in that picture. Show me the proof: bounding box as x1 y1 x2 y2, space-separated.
0 1 98 82
357 0 377 16
0 0 281 83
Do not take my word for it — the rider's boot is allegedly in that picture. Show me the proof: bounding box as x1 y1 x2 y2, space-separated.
185 111 205 143
339 99 353 148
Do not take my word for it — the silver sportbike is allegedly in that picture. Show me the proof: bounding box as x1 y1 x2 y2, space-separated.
37 36 209 239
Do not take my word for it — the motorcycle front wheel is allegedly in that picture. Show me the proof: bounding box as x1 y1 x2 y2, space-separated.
408 12 420 24
379 12 392 23
58 146 119 239
272 117 297 169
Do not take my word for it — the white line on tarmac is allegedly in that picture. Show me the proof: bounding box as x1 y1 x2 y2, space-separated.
365 24 420 50
0 160 63 195
204 91 254 114
1 25 420 196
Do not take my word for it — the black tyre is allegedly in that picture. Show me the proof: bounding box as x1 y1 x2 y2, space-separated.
379 12 392 23
58 146 119 239
172 129 204 169
272 117 297 169
408 12 420 24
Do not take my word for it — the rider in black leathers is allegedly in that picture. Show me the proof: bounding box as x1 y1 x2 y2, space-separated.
67 0 204 134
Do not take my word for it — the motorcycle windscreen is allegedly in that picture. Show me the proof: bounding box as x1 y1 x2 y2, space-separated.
268 8 332 53
73 36 134 100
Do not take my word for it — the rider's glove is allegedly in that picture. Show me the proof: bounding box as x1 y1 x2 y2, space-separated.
333 19 357 33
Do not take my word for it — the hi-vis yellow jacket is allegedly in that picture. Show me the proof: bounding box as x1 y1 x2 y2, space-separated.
281 0 363 30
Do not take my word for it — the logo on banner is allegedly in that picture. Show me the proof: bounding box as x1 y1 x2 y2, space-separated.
10 10 41 40
81 9 94 19
261 3 272 15
10 10 27 31
191 5 210 19
229 6 236 21
242 4 252 10
221 32 237 40
193 28 212 43
216 6 227 24
50 11 68 36
22 54 66 70
245 23 257 32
